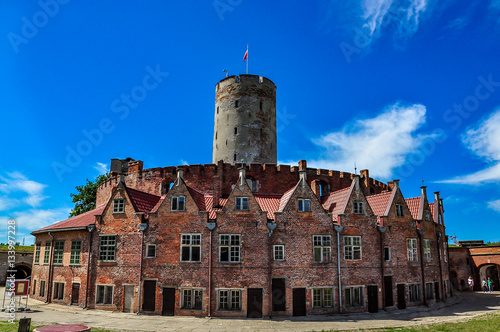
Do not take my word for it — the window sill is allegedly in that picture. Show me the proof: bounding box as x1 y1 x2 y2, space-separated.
145 256 156 259
112 212 125 214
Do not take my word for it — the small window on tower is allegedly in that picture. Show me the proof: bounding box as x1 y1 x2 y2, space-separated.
234 127 238 135
217 106 219 114
260 101 262 110
235 100 239 108
234 154 237 162
215 132 217 139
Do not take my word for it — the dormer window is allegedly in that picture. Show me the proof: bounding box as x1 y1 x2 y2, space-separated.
353 201 363 214
396 204 404 217
298 198 311 212
235 197 249 210
172 196 185 211
113 199 124 213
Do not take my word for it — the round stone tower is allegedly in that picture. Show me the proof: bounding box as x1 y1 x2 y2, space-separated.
212 74 277 164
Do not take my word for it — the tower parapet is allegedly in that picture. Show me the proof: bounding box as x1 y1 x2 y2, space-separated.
213 74 277 164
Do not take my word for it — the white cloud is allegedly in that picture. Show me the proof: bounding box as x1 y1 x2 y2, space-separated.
309 103 429 179
488 199 500 212
444 17 468 30
94 162 108 174
0 207 71 232
0 172 48 208
361 0 430 43
438 109 500 185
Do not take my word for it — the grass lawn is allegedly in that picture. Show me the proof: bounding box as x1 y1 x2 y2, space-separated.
0 245 34 252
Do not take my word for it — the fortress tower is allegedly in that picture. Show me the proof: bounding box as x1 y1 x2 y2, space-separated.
212 74 277 164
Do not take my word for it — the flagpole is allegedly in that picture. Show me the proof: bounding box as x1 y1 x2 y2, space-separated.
246 44 248 74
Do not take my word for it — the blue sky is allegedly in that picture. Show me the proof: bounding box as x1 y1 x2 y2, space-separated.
1 0 500 245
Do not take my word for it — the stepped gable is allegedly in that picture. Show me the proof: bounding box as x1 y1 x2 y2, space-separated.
405 197 421 219
32 204 105 234
125 187 161 213
366 191 392 216
321 186 351 216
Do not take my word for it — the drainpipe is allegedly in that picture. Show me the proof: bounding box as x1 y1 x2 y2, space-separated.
334 221 343 313
46 232 55 304
377 223 386 310
137 220 148 314
267 221 277 318
84 224 95 309
436 231 443 301
206 221 216 317
417 227 426 306
445 235 453 298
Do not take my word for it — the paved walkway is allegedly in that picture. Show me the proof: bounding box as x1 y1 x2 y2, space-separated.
4 291 500 331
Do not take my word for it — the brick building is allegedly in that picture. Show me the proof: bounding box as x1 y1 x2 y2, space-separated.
30 75 452 317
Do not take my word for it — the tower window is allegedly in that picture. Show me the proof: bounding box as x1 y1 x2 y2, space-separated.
234 154 237 162
260 101 262 110
234 127 238 135
217 106 219 114
235 100 239 108
215 132 217 140
225 140 227 146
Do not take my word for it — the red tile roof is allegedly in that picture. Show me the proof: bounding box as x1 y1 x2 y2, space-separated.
186 186 206 211
278 183 299 212
366 191 392 216
126 187 161 213
32 204 105 234
321 186 351 216
203 196 228 219
405 197 421 219
255 194 282 220
150 196 166 213
429 202 435 220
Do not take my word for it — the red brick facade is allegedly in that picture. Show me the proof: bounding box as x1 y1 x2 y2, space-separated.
31 160 451 317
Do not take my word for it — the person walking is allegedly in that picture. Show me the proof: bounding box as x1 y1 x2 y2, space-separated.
482 278 488 292
488 277 494 292
468 276 474 291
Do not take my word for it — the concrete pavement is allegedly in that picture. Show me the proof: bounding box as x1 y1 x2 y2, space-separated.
4 291 500 331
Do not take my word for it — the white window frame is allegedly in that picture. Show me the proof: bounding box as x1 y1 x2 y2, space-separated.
313 235 332 263
235 197 249 210
273 245 285 261
171 196 185 211
219 234 241 263
408 283 421 302
99 235 117 262
344 286 363 306
146 244 156 258
96 284 114 305
217 289 242 310
344 236 362 260
181 288 203 310
298 198 311 212
113 198 124 213
396 204 404 217
53 282 65 300
181 234 201 262
423 239 431 262
407 238 418 262
70 240 82 265
43 241 51 264
312 287 334 308
353 201 364 214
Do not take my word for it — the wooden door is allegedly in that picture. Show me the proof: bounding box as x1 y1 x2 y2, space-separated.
142 280 156 312
247 288 263 318
367 285 378 313
162 288 175 316
292 288 306 316
272 278 286 312
434 282 440 302
123 285 134 313
397 284 406 309
384 276 393 307
71 284 79 305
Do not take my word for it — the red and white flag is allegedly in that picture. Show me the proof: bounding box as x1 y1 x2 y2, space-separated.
243 49 248 62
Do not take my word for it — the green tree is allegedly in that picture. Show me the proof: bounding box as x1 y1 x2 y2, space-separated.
70 173 109 217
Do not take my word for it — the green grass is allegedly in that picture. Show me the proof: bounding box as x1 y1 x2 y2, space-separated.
0 245 35 252
0 321 120 332
320 312 500 332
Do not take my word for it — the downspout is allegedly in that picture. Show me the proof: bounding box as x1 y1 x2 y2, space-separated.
445 236 453 297
267 221 277 318
377 223 386 310
137 219 148 315
436 231 443 301
334 222 343 313
47 232 55 304
84 225 94 309
417 227 426 306
207 221 216 317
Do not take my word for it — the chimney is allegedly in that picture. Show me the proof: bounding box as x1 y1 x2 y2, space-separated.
299 170 307 188
176 167 184 186
298 160 307 171
239 167 246 186
354 174 360 192
360 169 370 196
421 186 427 199
388 179 399 190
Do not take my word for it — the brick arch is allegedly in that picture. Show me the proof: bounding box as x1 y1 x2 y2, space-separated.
479 263 499 291
11 262 31 280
